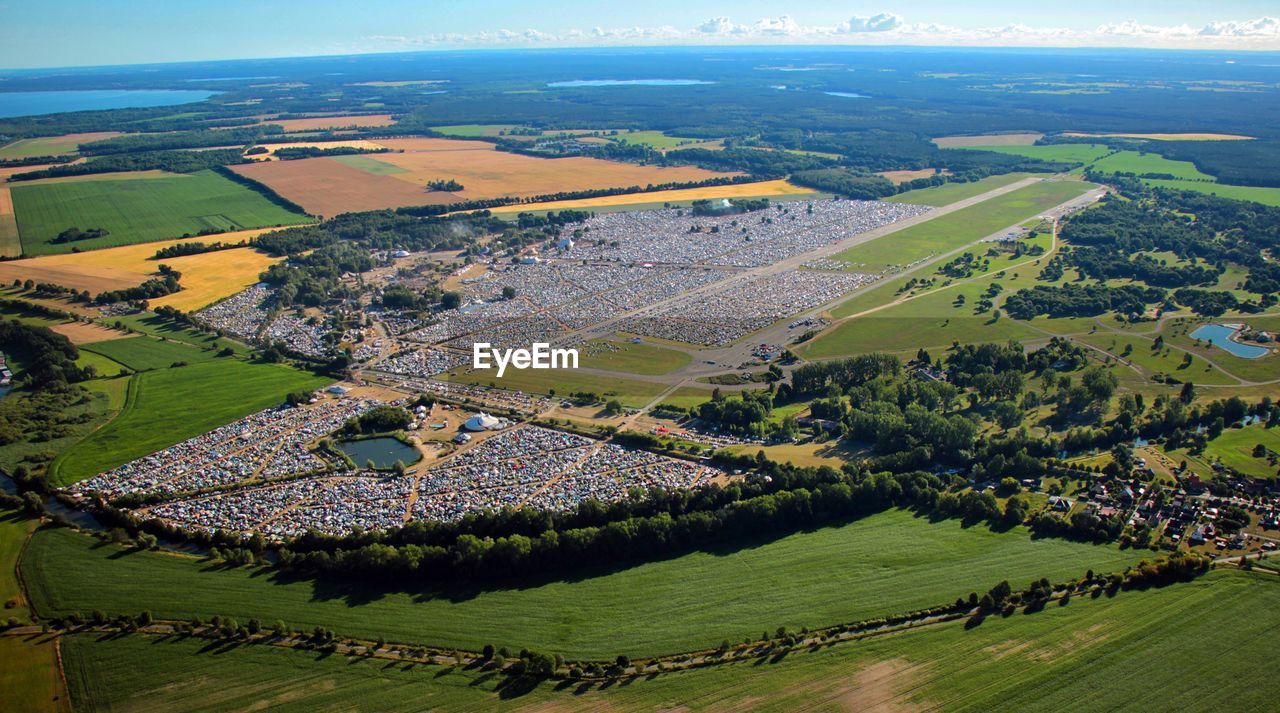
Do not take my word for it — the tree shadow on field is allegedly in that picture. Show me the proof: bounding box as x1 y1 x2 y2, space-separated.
495 674 542 699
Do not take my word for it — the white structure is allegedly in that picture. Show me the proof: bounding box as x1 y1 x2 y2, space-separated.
463 412 501 431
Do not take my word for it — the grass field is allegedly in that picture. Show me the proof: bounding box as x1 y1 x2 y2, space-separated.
0 377 127 478
81 336 221 371
886 173 1033 206
53 571 1280 712
444 367 668 408
0 637 69 713
955 143 1112 165
578 340 691 375
0 230 284 310
0 131 121 160
658 386 715 410
482 179 817 214
1187 423 1280 478
10 170 310 255
430 124 524 137
1078 332 1237 386
264 114 395 132
108 312 251 355
1140 178 1280 207
1088 151 1215 181
1 510 36 620
23 509 1148 659
608 130 721 150
74 349 127 376
932 133 1043 148
1063 131 1254 141
51 360 330 484
0 186 19 257
835 180 1093 273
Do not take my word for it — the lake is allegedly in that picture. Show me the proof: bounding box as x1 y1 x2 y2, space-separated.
547 79 714 88
0 89 218 118
825 91 871 99
337 437 421 469
1190 324 1269 359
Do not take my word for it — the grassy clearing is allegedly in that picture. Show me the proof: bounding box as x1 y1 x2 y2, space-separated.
836 180 1092 273
73 349 127 377
885 173 1033 207
0 377 126 478
609 131 720 150
54 571 1280 712
11 170 310 255
1089 151 1215 181
444 368 667 408
658 386 714 410
429 124 524 137
0 131 121 160
23 509 1147 659
52 361 329 484
107 312 251 355
1140 178 1280 207
956 144 1112 165
579 340 691 376
1189 423 1280 478
1 510 36 620
1078 332 1237 386
81 336 221 372
0 637 69 713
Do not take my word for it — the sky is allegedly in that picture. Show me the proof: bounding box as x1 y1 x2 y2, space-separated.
1 0 1278 69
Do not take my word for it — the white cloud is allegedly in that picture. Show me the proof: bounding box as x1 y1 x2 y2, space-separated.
361 14 1280 51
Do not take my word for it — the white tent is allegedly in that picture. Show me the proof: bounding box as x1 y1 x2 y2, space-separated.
463 412 501 431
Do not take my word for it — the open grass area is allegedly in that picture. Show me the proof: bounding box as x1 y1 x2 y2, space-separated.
0 377 127 479
0 509 36 621
74 349 127 377
81 336 221 371
0 131 121 160
885 173 1033 207
10 170 310 255
578 340 691 376
1141 178 1280 207
608 130 720 150
1188 423 1280 478
444 367 668 408
23 509 1147 659
835 179 1093 273
53 570 1278 713
658 386 715 410
1078 332 1237 386
0 637 69 713
1089 151 1215 181
51 360 330 484
956 143 1112 165
0 186 19 257
429 124 524 137
107 312 251 356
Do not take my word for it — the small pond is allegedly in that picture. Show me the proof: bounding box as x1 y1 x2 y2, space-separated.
337 437 421 469
1190 324 1269 359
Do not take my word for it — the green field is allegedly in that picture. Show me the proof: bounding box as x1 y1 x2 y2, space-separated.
81 336 220 371
0 510 36 621
108 312 251 355
23 509 1147 659
957 143 1112 165
445 367 667 408
886 173 1033 207
51 360 330 484
0 134 88 160
430 124 523 137
1141 178 1280 207
610 131 717 150
1188 423 1280 478
1078 332 1237 386
55 571 1280 712
10 170 310 255
1089 151 1215 181
658 386 715 410
74 349 127 377
578 340 691 375
835 179 1093 273
330 154 409 175
0 637 67 713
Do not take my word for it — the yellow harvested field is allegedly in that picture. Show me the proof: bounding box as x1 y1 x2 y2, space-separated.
49 320 125 345
1062 132 1254 141
374 137 507 152
933 133 1044 148
878 169 947 184
264 114 396 132
0 228 283 311
248 140 389 160
229 158 450 217
0 186 17 257
481 179 817 214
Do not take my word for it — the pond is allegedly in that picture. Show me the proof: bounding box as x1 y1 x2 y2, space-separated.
337 437 421 469
547 79 714 88
824 91 871 99
1190 324 1269 359
0 89 219 118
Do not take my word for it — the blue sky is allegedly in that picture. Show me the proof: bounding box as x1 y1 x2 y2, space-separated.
1 1 1278 69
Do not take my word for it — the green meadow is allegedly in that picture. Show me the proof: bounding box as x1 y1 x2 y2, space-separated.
55 571 1280 712
82 336 222 371
1141 178 1280 207
23 509 1147 660
11 170 310 255
51 360 329 485
886 172 1033 207
578 339 691 375
444 367 667 408
1089 151 1215 181
958 143 1112 165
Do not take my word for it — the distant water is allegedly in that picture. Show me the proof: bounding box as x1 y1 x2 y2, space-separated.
547 79 714 87
1190 324 1269 359
825 91 871 99
0 89 218 118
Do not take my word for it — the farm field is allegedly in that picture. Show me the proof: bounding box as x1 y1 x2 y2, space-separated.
52 571 1279 712
1088 151 1215 180
229 158 449 217
0 509 36 621
835 179 1093 273
0 637 68 713
0 131 122 160
75 348 127 375
483 179 817 214
81 336 220 371
47 321 123 345
956 143 1112 165
330 153 408 175
108 312 251 355
22 508 1149 659
246 139 388 159
0 229 283 311
429 124 525 137
0 186 18 256
443 366 668 408
1181 423 1280 478
932 132 1044 148
578 339 692 375
263 114 396 132
1140 178 1280 207
1063 131 1254 141
10 170 310 255
608 130 722 150
51 360 330 485
878 168 944 184
886 172 1033 206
